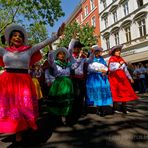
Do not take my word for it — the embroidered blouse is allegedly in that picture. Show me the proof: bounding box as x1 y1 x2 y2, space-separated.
88 57 108 74
0 35 57 69
109 56 132 80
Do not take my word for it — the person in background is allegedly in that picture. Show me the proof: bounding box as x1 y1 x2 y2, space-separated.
66 38 94 125
145 63 148 90
29 64 43 100
0 23 65 144
44 44 55 91
86 45 112 117
138 63 147 93
127 62 135 89
133 64 140 92
108 45 138 114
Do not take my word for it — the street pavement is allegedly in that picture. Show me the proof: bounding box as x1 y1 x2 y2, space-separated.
0 94 148 148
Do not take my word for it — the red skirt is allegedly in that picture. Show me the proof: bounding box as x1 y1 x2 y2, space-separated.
108 69 138 102
0 71 38 134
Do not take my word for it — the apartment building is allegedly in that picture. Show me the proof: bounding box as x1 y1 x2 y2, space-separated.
66 0 101 46
99 0 148 63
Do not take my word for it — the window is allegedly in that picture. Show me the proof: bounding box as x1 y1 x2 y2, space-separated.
90 0 95 10
123 1 129 16
138 19 146 37
105 36 110 49
124 26 131 42
113 10 118 23
91 16 96 27
102 0 107 8
114 32 120 45
76 19 80 24
104 16 108 28
81 14 83 22
137 0 143 8
84 6 88 17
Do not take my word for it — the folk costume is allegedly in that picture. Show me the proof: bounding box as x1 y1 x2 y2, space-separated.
30 65 43 100
0 24 58 133
66 39 93 123
46 48 74 116
86 45 112 108
108 45 138 103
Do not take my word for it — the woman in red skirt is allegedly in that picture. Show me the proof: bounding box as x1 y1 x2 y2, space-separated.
108 45 138 114
0 23 64 143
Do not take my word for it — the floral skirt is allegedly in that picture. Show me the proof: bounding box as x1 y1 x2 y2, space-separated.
47 76 74 116
0 72 38 134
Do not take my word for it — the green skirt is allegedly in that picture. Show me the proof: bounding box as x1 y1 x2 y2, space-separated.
47 76 74 116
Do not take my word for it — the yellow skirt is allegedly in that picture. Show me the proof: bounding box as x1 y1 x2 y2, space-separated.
32 78 43 100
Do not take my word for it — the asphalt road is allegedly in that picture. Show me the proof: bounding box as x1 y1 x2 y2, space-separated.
0 94 148 148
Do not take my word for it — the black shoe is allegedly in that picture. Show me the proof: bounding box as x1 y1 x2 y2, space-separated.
96 109 105 117
100 112 105 117
122 106 127 114
2 135 15 143
112 108 115 114
96 110 100 115
7 141 23 148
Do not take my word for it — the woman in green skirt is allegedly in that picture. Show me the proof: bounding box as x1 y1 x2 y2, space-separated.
45 47 73 118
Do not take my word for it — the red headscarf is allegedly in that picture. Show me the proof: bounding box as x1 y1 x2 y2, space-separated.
108 55 126 66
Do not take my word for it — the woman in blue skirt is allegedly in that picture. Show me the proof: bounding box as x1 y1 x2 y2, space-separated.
86 45 112 116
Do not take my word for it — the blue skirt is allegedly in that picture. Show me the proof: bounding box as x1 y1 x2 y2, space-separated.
86 73 112 106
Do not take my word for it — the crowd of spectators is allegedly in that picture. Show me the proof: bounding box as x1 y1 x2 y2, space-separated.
127 62 148 94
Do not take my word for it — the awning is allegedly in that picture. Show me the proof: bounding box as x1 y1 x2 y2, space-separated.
123 50 148 63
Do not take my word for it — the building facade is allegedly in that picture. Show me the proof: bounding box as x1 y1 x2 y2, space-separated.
66 0 101 46
99 0 148 63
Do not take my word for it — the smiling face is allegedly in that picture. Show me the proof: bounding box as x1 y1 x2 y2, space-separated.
94 50 103 58
114 49 121 56
9 31 24 47
57 51 66 62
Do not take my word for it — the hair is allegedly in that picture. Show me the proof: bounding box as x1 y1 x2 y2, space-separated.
111 48 121 56
1 35 5 45
9 30 25 45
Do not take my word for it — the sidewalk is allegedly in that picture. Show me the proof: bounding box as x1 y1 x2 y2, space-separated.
0 95 148 148
137 93 148 97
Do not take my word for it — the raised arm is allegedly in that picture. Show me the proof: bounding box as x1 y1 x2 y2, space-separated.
31 34 58 53
68 38 77 63
45 69 55 86
30 23 65 54
85 49 95 63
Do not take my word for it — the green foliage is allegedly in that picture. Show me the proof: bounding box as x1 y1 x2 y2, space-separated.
0 0 64 55
0 0 64 34
27 22 48 44
59 22 97 48
27 22 49 56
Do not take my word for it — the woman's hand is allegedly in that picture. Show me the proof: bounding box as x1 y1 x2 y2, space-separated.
101 69 107 73
57 23 65 37
79 50 83 58
119 61 124 68
101 69 107 76
130 78 134 83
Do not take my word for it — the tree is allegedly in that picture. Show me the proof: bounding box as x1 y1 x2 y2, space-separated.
0 0 64 33
27 22 49 57
59 22 97 49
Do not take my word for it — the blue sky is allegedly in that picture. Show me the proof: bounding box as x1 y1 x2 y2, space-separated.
48 0 80 36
